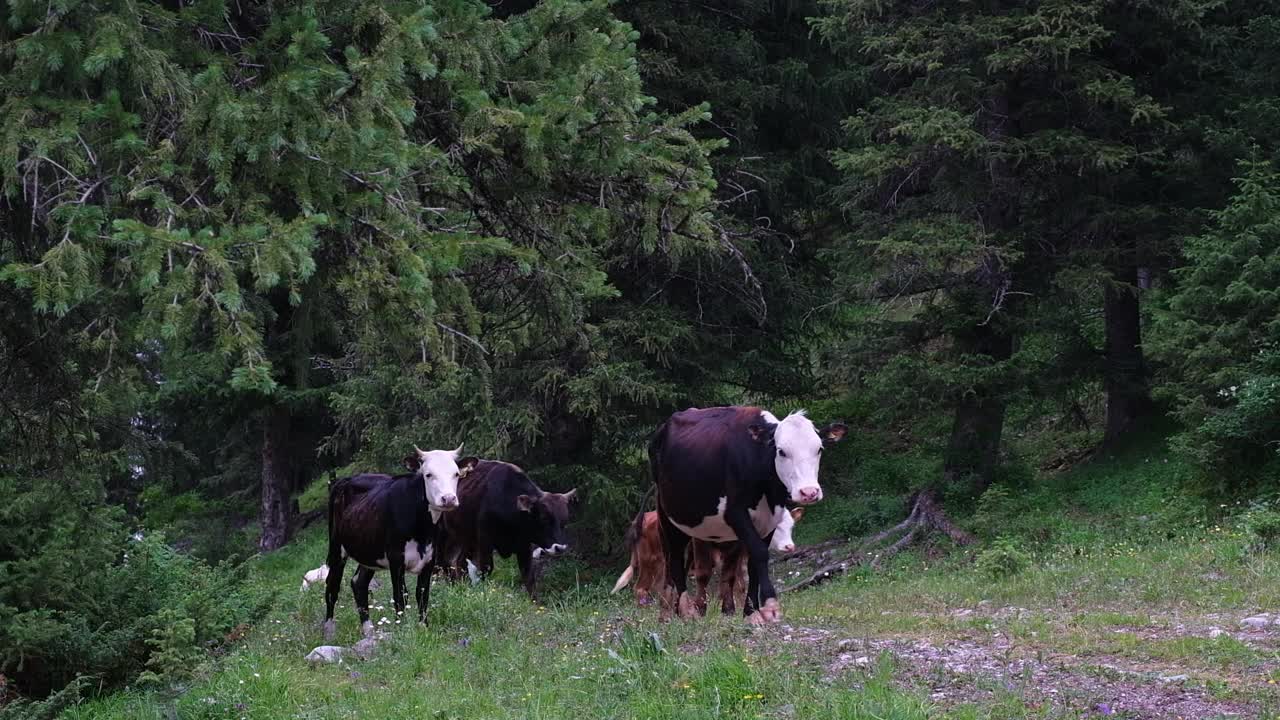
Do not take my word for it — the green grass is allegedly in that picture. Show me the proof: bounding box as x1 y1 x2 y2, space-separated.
62 439 1280 719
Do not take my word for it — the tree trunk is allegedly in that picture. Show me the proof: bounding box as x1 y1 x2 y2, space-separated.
943 322 1013 494
259 403 292 552
1103 265 1151 445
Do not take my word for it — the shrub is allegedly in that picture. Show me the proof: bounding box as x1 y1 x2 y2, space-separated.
1239 503 1280 553
0 470 267 702
975 536 1032 580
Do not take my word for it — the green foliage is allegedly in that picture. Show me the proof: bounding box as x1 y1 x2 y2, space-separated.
1153 161 1280 486
0 467 266 699
136 608 200 687
1238 502 1280 554
975 536 1032 580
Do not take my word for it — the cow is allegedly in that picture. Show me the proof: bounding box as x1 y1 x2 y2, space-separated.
610 506 804 611
650 406 845 623
322 445 478 640
438 460 578 600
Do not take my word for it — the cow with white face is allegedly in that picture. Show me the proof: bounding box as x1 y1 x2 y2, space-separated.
321 445 477 640
651 406 845 624
410 445 465 512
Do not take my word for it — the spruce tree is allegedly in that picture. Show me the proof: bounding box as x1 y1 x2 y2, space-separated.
813 0 1213 547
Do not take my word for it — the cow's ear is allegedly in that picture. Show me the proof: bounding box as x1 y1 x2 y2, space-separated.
403 453 423 472
790 507 805 521
748 423 774 444
458 456 480 477
562 488 579 504
819 422 848 444
516 494 535 512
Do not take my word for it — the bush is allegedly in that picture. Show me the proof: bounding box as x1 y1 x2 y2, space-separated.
0 471 268 703
1239 503 1280 553
975 536 1032 580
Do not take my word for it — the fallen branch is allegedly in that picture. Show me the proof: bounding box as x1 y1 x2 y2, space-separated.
781 488 974 593
778 537 848 562
294 508 325 532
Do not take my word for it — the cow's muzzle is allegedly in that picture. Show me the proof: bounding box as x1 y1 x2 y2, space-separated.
532 543 568 559
794 487 822 505
434 495 459 511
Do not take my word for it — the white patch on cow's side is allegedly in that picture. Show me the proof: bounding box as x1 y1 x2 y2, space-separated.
670 496 737 541
770 410 826 505
531 547 541 559
538 543 567 556
340 546 349 559
466 559 480 585
748 496 784 537
403 540 434 574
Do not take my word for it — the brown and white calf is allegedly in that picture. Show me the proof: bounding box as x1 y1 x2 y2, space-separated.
612 506 804 611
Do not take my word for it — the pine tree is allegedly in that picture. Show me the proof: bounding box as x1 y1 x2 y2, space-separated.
1 0 725 553
813 0 1215 551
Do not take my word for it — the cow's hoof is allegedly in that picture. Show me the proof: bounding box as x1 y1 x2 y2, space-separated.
677 592 699 619
322 619 337 643
757 598 782 623
361 621 375 638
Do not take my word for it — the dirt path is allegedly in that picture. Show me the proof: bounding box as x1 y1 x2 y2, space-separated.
760 606 1280 719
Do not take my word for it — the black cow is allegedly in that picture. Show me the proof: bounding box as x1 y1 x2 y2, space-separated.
439 460 578 600
650 406 845 623
322 446 477 639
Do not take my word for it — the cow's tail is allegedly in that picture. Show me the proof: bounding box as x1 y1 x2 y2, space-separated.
613 443 661 595
610 564 634 594
325 476 348 566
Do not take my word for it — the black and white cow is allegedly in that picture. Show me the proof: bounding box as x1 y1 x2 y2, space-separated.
322 445 478 640
439 460 578 600
650 406 846 623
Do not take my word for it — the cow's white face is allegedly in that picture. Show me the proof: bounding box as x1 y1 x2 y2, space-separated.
413 444 475 511
771 412 826 505
769 507 804 553
757 410 847 505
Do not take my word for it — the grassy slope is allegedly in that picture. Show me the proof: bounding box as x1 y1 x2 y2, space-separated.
67 442 1280 719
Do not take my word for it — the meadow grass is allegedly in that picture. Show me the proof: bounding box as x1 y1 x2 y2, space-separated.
64 442 1280 719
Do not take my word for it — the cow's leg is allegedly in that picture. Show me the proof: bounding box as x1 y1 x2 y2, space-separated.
323 553 347 642
656 511 695 620
350 566 375 637
516 547 540 601
718 544 746 616
473 531 496 582
388 555 409 627
724 511 780 623
689 542 713 617
415 562 434 624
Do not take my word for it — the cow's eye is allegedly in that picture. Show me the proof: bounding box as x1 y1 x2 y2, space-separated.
777 449 787 458
424 472 433 479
